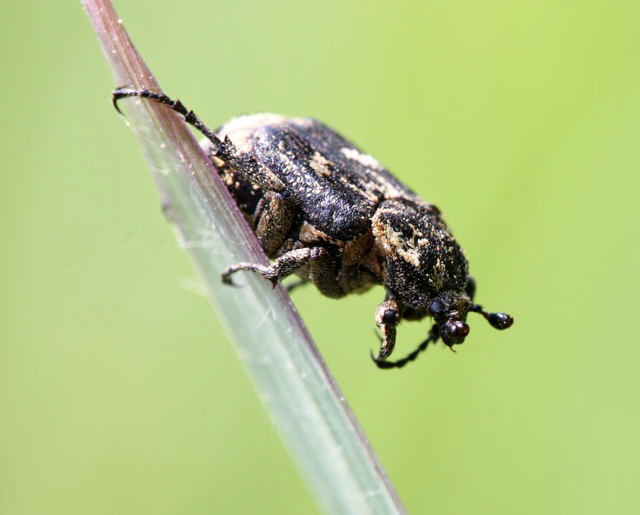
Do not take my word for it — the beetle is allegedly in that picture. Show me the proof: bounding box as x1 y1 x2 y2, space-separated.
113 87 513 369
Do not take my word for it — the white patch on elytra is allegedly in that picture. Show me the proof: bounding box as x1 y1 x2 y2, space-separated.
309 152 332 176
340 147 383 169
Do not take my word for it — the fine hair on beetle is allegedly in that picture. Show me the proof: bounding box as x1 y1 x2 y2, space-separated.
113 87 514 369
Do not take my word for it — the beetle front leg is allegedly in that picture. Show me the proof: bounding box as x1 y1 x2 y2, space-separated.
372 324 440 369
373 299 401 360
222 247 328 287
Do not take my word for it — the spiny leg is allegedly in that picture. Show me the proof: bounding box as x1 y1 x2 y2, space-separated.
113 87 224 149
371 325 440 369
112 87 285 192
222 247 328 287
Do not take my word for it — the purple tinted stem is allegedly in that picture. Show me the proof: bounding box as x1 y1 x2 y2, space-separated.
83 1 406 513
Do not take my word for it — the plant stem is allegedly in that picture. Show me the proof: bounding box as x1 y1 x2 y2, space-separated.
83 1 406 513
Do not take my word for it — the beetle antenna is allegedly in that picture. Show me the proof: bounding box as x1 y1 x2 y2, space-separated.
371 325 439 369
469 304 514 330
112 87 225 154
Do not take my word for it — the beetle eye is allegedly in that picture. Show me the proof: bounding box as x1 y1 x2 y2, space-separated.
428 300 445 317
442 320 469 344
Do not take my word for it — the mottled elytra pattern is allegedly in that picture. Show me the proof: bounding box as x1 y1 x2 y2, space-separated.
113 87 514 369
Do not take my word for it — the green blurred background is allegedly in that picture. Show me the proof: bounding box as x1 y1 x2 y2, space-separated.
2 1 639 513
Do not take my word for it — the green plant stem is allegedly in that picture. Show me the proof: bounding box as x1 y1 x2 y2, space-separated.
83 1 406 513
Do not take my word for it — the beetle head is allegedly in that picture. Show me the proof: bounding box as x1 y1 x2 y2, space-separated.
372 200 513 349
425 292 472 345
401 289 473 346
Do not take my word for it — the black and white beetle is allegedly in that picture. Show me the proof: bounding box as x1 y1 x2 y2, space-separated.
113 88 513 369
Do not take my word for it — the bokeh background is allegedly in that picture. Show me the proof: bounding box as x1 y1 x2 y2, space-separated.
2 1 639 514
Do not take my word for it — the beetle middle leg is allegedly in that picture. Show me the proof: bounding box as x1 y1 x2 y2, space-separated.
222 247 330 286
253 192 295 256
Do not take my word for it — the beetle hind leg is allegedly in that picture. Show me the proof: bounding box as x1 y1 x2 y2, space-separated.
112 87 225 152
112 87 285 193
